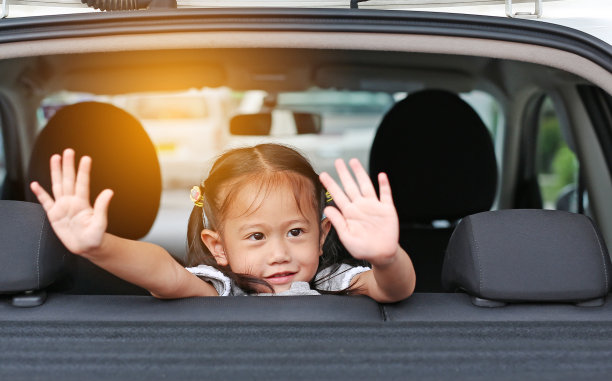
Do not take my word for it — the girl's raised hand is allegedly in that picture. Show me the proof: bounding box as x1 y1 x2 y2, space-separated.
30 149 113 255
319 158 400 267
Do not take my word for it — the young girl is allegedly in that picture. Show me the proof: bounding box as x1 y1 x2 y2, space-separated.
30 144 415 302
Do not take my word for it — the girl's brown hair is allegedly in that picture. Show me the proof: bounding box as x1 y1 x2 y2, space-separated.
184 143 364 294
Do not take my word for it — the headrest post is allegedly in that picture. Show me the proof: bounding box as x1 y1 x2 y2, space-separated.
471 296 507 308
11 290 48 308
575 298 606 307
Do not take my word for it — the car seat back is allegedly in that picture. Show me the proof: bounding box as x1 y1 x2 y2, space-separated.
27 102 161 294
442 209 611 306
370 89 497 292
0 200 69 306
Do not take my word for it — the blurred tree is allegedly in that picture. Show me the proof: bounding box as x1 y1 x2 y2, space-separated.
552 145 578 190
536 108 562 174
536 97 578 208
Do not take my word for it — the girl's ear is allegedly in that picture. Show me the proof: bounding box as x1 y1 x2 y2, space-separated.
200 229 228 266
319 218 332 256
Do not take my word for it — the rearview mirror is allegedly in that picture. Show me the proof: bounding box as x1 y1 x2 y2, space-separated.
230 111 322 136
293 112 322 134
230 113 272 135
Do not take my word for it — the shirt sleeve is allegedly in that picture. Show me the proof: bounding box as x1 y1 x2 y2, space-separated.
185 265 232 296
314 264 371 292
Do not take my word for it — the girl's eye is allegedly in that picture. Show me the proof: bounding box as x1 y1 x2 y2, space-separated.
248 232 265 241
288 228 303 237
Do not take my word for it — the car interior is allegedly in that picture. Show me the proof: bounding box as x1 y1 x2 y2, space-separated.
1 29 612 296
1 13 612 377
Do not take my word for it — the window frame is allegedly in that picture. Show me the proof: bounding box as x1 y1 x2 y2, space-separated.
0 95 25 200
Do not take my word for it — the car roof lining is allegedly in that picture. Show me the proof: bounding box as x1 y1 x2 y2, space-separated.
35 49 489 95
0 31 607 94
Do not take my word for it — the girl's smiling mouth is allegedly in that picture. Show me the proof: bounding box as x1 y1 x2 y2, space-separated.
265 272 297 284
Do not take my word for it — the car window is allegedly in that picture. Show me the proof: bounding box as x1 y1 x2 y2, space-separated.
39 89 230 187
230 89 503 178
535 96 581 211
460 90 504 165
124 95 209 120
37 88 505 257
227 89 395 178
460 91 503 139
277 90 393 116
39 88 503 185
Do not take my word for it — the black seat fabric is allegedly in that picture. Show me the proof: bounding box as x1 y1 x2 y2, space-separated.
369 89 497 292
27 102 161 294
442 209 611 304
0 201 68 294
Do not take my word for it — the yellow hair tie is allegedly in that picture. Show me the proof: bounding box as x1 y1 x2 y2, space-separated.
190 186 204 207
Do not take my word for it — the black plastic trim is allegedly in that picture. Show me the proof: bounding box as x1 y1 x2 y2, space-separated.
0 96 25 201
513 93 546 208
578 85 612 179
0 9 611 73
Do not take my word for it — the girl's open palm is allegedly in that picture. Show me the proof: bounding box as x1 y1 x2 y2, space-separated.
319 159 400 266
30 149 113 255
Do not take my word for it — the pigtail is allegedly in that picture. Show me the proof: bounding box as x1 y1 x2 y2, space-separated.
184 204 212 267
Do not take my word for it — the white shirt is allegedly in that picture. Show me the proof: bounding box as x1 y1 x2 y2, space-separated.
186 263 370 296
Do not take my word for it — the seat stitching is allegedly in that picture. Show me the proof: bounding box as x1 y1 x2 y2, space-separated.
588 220 609 292
36 214 45 290
468 219 483 294
379 304 389 322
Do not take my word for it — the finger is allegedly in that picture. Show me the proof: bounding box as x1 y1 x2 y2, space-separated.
323 206 347 233
378 172 395 206
319 172 350 211
50 154 63 199
335 159 361 201
75 156 92 202
30 181 55 213
62 148 76 196
93 189 113 226
349 158 376 198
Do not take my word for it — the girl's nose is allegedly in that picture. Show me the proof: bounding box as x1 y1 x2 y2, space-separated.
268 240 291 264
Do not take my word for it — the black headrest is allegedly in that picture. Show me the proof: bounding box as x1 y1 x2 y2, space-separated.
441 209 611 304
0 201 68 293
369 89 497 223
27 102 161 240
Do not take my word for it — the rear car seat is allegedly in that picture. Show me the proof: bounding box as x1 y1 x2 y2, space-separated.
369 89 497 292
27 102 161 294
0 200 68 306
441 209 611 306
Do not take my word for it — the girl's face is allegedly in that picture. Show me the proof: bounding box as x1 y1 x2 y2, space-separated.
201 181 330 293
